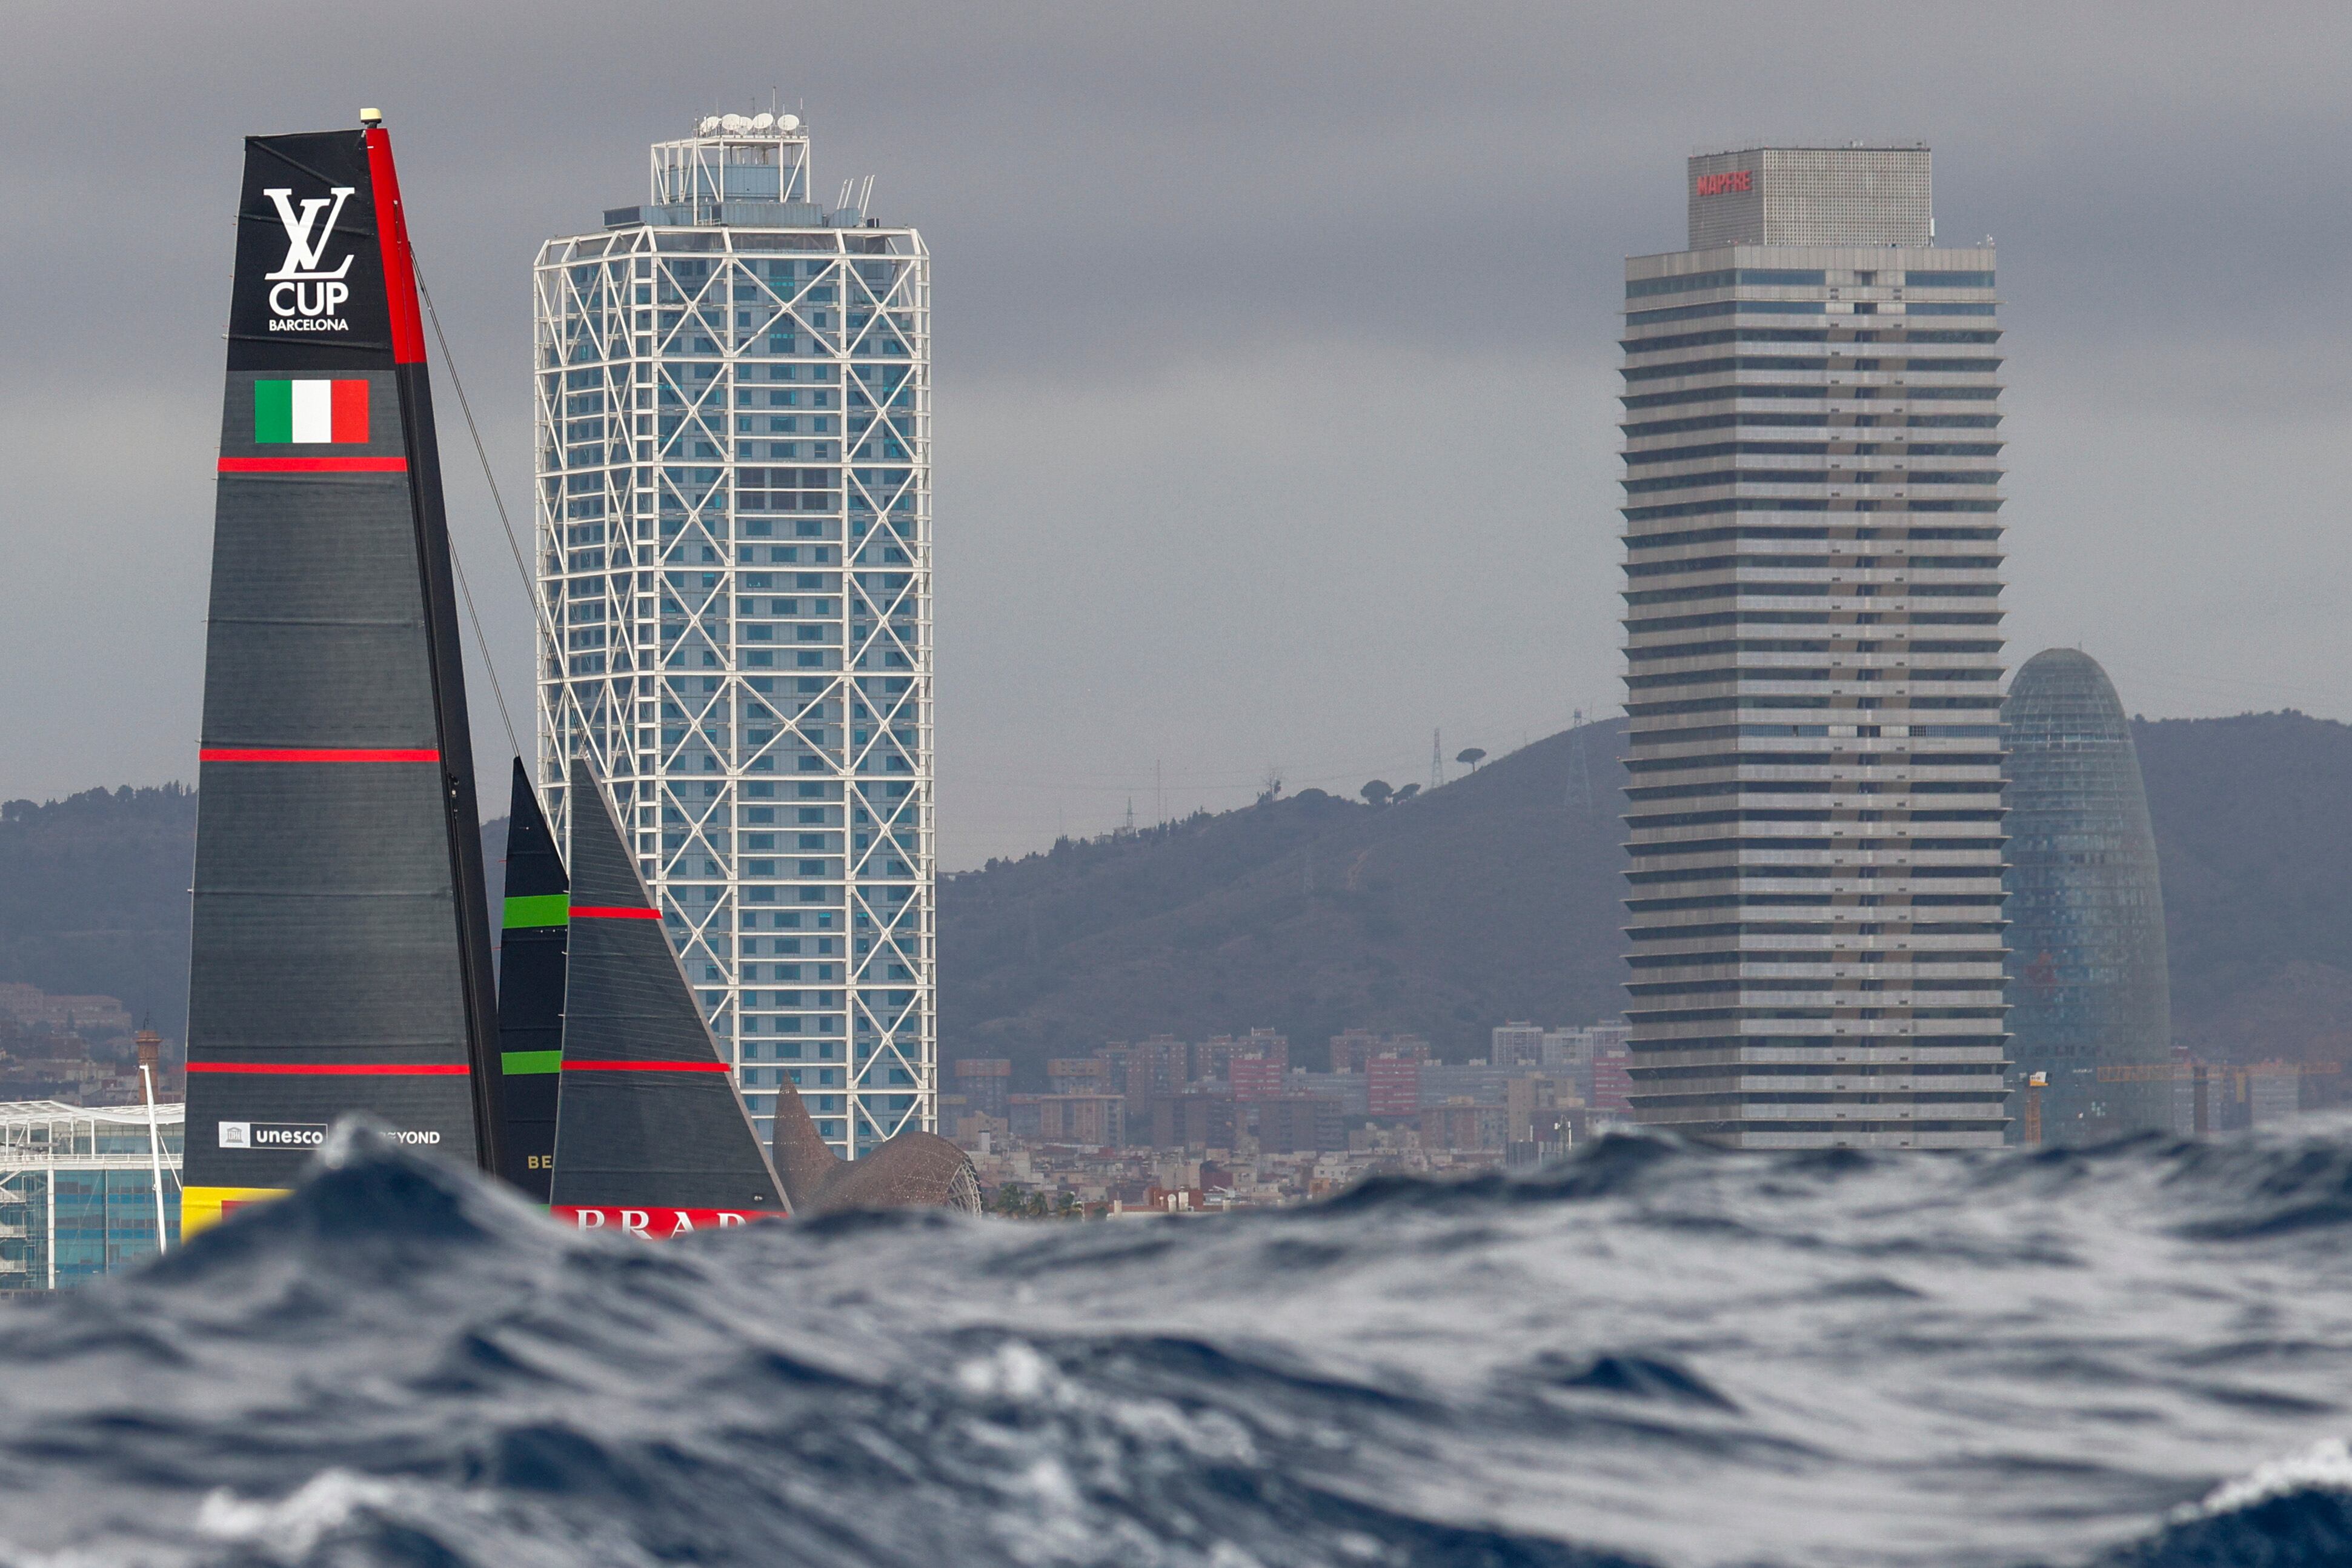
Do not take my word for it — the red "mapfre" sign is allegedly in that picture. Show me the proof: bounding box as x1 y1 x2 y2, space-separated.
1696 170 1753 197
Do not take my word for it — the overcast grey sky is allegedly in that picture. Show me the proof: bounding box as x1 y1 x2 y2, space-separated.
4 2 2347 866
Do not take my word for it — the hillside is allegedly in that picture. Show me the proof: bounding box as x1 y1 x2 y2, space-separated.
0 792 506 1045
2133 713 2352 1063
5 711 2346 1083
0 786 199 1036
938 725 1626 1077
941 712 2352 1085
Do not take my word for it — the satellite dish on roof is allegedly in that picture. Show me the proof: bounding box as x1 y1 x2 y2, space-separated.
720 113 751 133
777 113 800 131
751 112 775 130
698 116 720 135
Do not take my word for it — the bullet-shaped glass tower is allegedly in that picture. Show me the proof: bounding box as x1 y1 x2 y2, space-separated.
534 111 932 1157
1619 147 2011 1148
2002 649 2171 1140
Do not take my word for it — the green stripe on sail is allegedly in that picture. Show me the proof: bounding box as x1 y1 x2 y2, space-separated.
253 379 293 444
502 1050 563 1076
502 893 569 929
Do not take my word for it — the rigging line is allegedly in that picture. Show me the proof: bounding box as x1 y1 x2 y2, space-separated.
450 545 522 760
409 245 551 769
409 248 554 645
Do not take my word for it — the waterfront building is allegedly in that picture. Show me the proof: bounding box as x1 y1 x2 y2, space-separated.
1279 1070 1371 1118
951 1058 1011 1122
0 1101 182 1291
1196 1030 1289 1082
1419 1061 1517 1108
1228 1057 1286 1101
1152 1093 1238 1151
2002 649 2171 1138
1491 1022 1546 1069
1121 1035 1193 1121
1328 1031 1430 1074
2248 1065 2301 1128
1007 1092 1126 1148
1255 1096 1345 1155
1538 1020 1632 1102
1421 1100 1507 1154
1047 1058 1110 1095
1619 146 2011 1148
534 112 932 1157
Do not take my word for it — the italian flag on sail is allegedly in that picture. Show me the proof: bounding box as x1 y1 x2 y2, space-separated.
254 379 369 444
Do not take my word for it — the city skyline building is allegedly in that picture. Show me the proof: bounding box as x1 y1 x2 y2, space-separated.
2001 648 2172 1140
534 111 933 1157
0 1100 182 1289
1619 145 2011 1149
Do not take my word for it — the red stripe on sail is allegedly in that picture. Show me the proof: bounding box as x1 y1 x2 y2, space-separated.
364 127 428 365
218 456 407 473
570 906 663 920
187 1063 470 1076
201 748 439 763
562 1060 732 1072
331 379 370 442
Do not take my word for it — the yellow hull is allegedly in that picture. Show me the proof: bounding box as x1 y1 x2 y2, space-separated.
180 1186 288 1237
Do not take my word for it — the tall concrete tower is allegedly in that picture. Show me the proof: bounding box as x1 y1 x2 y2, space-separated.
533 111 933 1159
1619 146 2011 1149
2002 649 2171 1141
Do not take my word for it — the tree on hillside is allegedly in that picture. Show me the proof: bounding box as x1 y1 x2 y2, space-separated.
1455 748 1487 771
1392 783 1421 803
1360 780 1393 806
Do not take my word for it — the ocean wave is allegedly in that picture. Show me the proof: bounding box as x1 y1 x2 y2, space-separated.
5 1121 2352 1566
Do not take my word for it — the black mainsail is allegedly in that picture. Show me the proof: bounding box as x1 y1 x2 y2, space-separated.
547 757 787 1234
182 120 502 1233
496 759 569 1200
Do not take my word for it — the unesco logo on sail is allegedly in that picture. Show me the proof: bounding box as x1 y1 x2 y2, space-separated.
217 1120 327 1150
262 186 356 333
217 1122 446 1150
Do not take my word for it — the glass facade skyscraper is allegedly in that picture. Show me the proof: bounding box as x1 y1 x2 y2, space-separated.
1619 147 2011 1149
534 113 932 1157
2002 648 2171 1140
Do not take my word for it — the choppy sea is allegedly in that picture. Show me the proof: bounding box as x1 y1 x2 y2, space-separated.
5 1121 2352 1567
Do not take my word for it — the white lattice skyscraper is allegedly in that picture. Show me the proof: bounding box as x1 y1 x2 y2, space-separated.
533 111 932 1157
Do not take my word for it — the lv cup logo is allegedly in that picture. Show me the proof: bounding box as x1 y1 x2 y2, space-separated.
263 185 355 325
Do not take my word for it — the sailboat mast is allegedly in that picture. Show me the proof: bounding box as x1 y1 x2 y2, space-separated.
364 126 504 1177
179 115 508 1233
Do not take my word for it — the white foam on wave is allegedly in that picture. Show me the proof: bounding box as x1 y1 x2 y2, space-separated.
2198 1437 2352 1515
190 1467 630 1567
195 1470 409 1552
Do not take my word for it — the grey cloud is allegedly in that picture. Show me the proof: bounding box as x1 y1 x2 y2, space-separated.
2 1 2346 866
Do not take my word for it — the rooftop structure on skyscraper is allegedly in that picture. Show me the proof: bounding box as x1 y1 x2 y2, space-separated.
2002 649 2171 1140
534 112 932 1161
1619 145 2011 1149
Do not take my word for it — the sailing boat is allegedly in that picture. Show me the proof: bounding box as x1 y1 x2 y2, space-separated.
546 757 788 1233
181 116 502 1235
541 757 976 1223
180 118 965 1236
496 760 568 1199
